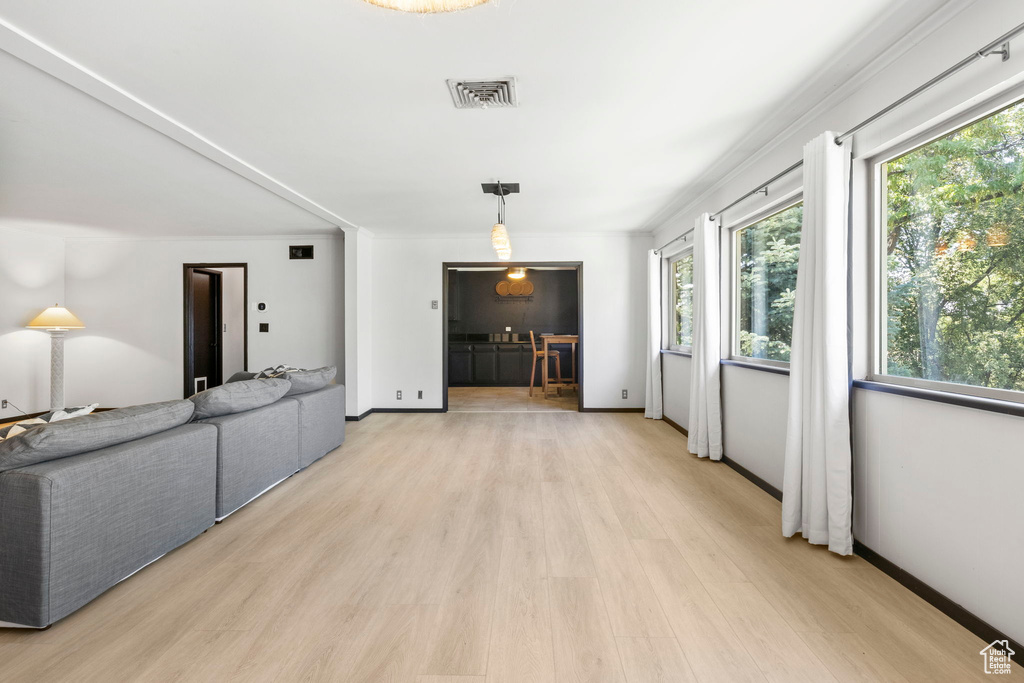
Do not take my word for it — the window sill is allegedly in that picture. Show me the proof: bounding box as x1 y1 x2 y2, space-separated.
852 380 1024 419
660 349 692 358
720 359 790 376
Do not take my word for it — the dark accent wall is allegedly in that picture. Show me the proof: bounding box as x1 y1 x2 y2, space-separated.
448 270 578 336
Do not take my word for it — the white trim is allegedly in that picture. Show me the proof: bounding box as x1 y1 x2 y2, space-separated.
215 472 295 522
0 18 353 230
62 232 344 243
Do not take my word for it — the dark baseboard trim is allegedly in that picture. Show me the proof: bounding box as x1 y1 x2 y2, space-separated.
661 415 689 436
721 455 783 501
373 408 445 414
853 541 1023 664
580 407 645 413
853 379 1024 419
345 409 374 422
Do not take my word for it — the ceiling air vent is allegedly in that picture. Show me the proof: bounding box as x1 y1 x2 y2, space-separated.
446 77 518 109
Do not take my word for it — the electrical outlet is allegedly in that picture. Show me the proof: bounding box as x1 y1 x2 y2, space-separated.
505 326 512 332
418 390 423 399
1 400 7 410
397 390 402 400
431 300 438 310
622 389 628 399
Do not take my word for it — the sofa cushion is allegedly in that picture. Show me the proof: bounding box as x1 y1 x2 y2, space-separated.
0 404 100 442
190 378 291 419
226 371 257 383
0 400 195 472
283 366 337 396
254 365 300 379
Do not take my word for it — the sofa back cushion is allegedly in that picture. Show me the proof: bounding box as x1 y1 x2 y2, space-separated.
190 378 291 419
283 366 337 396
0 400 195 472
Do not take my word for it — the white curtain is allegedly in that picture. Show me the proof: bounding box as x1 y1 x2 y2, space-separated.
644 249 663 419
782 131 853 555
688 213 723 460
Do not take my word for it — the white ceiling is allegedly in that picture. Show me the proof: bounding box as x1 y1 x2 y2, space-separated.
0 0 951 237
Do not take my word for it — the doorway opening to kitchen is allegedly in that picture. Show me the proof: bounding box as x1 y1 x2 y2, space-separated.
442 262 582 412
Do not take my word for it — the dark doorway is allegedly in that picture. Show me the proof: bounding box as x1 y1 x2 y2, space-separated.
183 264 248 398
442 262 583 412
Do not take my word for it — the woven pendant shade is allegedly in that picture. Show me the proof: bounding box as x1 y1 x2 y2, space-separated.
491 223 512 260
362 0 488 12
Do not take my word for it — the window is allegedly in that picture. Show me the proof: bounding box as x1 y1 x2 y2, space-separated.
879 97 1024 400
669 252 694 351
733 202 803 363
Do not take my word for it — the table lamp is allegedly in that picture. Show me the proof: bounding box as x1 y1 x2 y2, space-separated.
27 304 85 411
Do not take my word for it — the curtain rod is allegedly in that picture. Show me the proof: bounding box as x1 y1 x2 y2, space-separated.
654 227 694 253
653 19 1024 234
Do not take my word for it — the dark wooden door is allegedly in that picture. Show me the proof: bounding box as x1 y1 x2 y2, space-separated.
185 268 223 397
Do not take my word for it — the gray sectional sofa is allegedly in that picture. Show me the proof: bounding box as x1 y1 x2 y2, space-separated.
0 370 344 629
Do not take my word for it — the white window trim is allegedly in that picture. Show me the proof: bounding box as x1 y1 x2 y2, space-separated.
665 248 694 353
727 195 803 368
867 84 1024 406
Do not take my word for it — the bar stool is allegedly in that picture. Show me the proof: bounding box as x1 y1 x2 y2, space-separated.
529 330 561 397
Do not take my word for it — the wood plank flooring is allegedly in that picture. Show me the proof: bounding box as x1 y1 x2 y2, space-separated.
0 411 1017 682
447 386 577 412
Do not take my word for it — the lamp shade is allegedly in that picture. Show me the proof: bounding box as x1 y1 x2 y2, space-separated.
491 223 512 260
27 305 85 330
362 0 488 12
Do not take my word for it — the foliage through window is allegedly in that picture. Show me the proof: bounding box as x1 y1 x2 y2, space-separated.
670 253 693 350
735 203 803 362
883 98 1024 394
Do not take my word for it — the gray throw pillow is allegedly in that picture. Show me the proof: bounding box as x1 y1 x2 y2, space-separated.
282 366 337 396
226 371 257 383
190 378 291 419
0 400 195 472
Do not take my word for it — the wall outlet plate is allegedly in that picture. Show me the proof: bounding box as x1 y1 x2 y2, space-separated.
431 300 438 310
397 390 402 400
418 390 423 399
622 389 628 399
505 326 512 331
1 400 7 409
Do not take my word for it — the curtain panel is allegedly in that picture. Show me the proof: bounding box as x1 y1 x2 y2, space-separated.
782 131 854 555
645 249 663 419
688 213 723 460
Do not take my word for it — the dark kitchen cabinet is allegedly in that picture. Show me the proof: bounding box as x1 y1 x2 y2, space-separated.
497 345 523 384
472 344 498 383
449 343 472 384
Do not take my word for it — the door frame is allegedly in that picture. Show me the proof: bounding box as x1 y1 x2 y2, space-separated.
183 263 248 398
442 261 584 412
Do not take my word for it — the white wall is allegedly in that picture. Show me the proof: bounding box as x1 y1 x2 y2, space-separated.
654 0 1024 643
661 352 690 430
0 227 67 418
62 234 344 408
369 232 648 410
217 266 246 379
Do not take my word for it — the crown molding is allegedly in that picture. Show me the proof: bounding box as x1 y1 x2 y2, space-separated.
62 232 344 243
0 18 357 231
644 0 974 239
368 230 651 240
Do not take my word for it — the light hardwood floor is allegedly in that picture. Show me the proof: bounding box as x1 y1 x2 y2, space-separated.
0 412 1017 682
448 386 577 412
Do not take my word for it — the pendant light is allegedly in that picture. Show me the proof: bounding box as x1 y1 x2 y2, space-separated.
490 181 512 260
362 0 488 12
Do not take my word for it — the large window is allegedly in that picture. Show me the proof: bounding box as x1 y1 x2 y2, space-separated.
880 98 1024 399
734 203 803 363
669 252 693 351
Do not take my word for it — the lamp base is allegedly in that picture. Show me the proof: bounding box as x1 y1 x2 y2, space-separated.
49 330 66 412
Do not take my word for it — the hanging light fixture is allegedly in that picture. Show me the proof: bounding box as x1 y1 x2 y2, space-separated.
361 0 488 13
507 267 526 279
490 181 512 260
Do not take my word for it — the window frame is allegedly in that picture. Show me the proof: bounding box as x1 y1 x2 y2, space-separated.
728 197 804 369
662 245 694 354
867 89 1024 405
